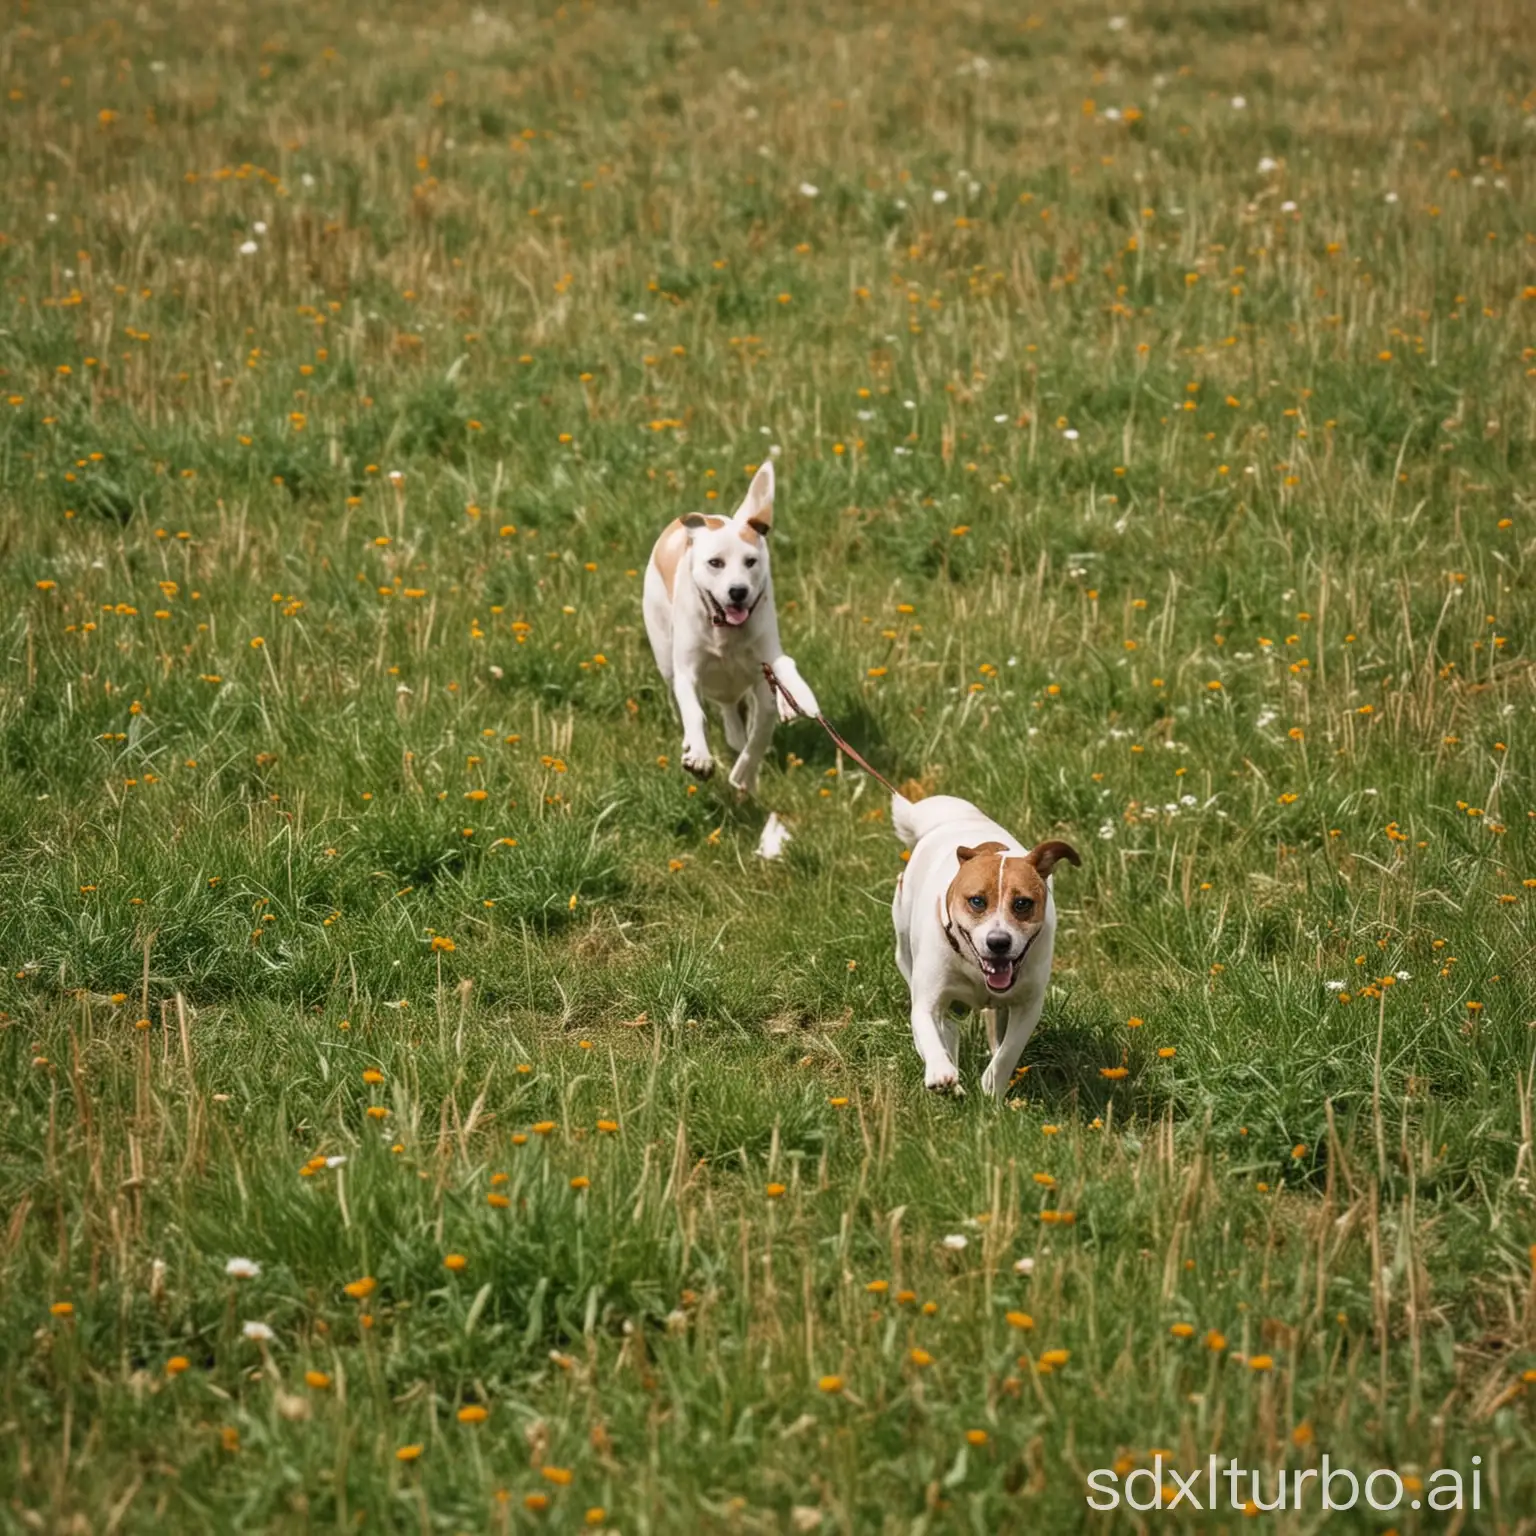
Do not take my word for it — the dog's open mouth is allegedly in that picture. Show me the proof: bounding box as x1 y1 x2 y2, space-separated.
979 957 1016 992
707 594 753 628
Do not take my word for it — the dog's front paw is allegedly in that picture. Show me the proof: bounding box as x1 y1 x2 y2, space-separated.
769 658 819 722
924 1059 963 1095
681 742 715 779
728 753 760 795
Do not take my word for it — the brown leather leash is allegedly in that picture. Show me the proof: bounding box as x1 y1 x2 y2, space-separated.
762 663 903 798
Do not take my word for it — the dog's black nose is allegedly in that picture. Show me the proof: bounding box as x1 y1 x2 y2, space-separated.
985 932 1012 955
728 585 749 605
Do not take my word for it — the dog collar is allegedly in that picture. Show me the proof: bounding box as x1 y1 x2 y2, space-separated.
940 900 963 955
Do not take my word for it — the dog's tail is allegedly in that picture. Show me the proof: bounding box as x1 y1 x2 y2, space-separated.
891 793 921 846
892 791 961 848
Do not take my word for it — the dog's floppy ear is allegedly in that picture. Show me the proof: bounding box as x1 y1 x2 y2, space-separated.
1028 840 1081 878
735 460 774 537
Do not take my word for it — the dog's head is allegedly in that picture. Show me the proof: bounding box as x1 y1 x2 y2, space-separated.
946 839 1080 992
681 462 774 627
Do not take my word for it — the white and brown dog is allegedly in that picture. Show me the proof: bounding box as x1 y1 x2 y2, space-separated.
643 461 817 795
891 792 1079 1098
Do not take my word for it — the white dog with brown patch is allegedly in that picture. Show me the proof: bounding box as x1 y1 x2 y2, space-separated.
891 792 1080 1098
643 461 818 795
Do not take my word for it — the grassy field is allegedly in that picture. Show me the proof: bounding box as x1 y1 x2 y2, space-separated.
2 0 1535 1528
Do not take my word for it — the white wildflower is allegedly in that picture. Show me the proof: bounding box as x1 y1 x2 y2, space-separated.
756 813 792 861
242 1320 275 1341
225 1258 261 1279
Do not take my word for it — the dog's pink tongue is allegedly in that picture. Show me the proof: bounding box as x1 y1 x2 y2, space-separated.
985 962 1015 992
724 605 750 626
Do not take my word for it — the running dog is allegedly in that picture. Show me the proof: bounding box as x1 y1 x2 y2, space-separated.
891 792 1079 1098
643 461 818 795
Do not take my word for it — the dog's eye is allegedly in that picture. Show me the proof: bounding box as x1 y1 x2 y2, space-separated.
967 894 987 912
707 557 725 570
1012 896 1034 917
744 557 757 568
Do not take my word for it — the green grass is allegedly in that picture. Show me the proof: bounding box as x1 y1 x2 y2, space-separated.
2 0 1534 1529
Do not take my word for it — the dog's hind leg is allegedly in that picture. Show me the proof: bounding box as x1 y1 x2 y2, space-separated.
728 680 777 795
721 697 748 753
